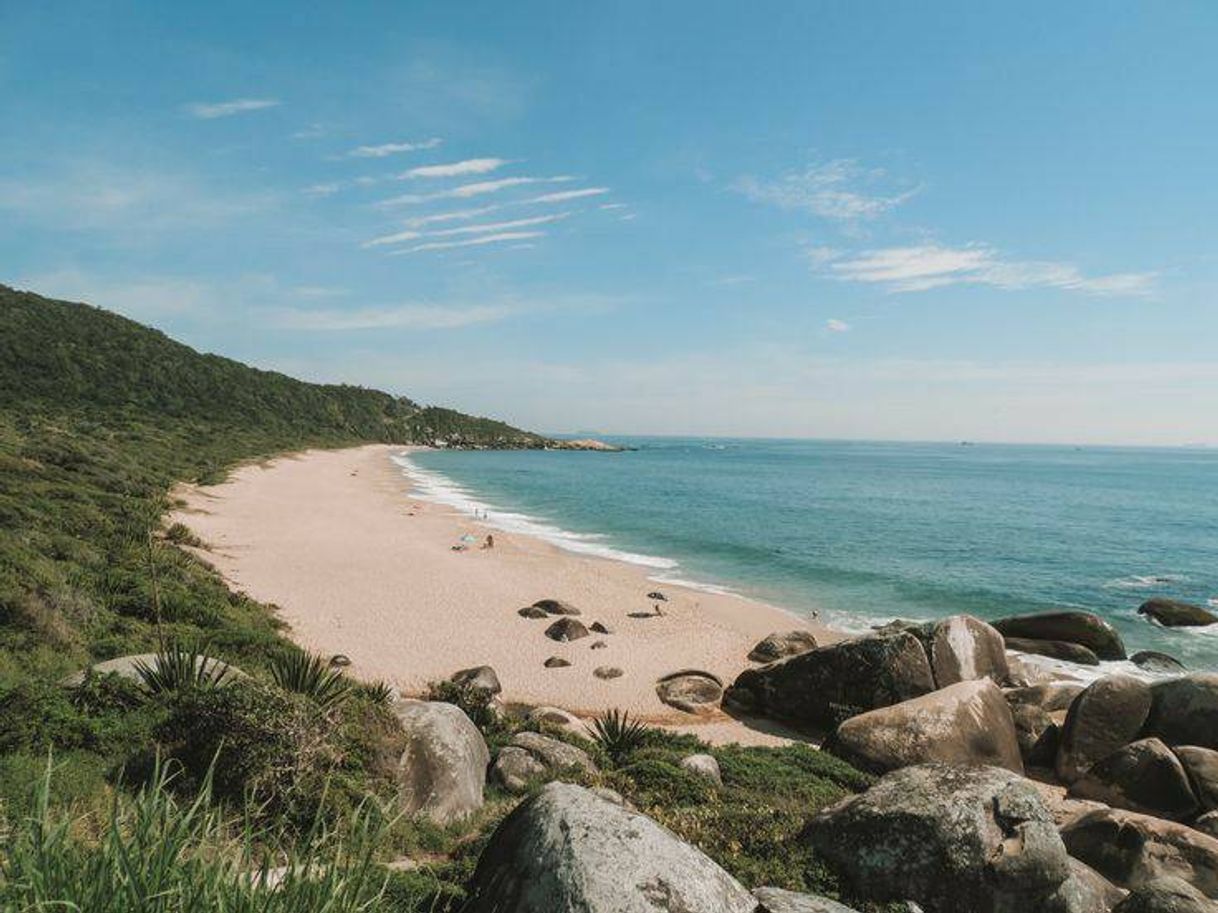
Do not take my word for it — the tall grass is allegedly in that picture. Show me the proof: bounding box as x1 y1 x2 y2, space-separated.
0 758 391 912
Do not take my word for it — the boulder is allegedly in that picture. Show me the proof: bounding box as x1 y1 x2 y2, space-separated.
910 614 1010 687
1139 599 1218 628
656 670 724 714
328 654 351 667
1195 812 1218 840
490 746 547 794
679 753 722 786
1062 807 1218 897
544 617 589 642
590 640 607 649
450 665 501 695
1056 674 1153 784
534 598 581 616
394 700 489 824
1145 676 1218 750
752 886 860 912
590 621 612 634
528 705 580 728
992 611 1127 661
1133 651 1188 675
543 656 571 668
805 763 1076 912
1007 682 1086 713
1112 877 1215 913
1067 858 1129 912
748 630 820 663
61 652 245 688
1012 702 1063 768
1173 747 1218 812
461 782 758 913
517 606 549 619
1006 637 1102 666
1068 738 1199 821
725 632 935 728
510 731 597 776
594 666 623 680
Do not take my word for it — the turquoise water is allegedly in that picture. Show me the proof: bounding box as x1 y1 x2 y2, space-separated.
400 439 1218 670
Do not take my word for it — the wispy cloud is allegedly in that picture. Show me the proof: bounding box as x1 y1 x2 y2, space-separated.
826 318 851 332
277 303 518 331
377 176 573 206
401 206 501 228
391 230 545 254
399 157 508 179
734 159 917 223
364 213 568 249
599 202 628 211
520 187 609 204
348 138 442 158
813 243 1156 296
185 98 280 119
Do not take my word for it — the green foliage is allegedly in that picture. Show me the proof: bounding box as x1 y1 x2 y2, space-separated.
358 680 396 708
0 757 392 912
585 708 651 764
425 680 502 734
271 650 353 710
613 757 716 807
134 644 232 695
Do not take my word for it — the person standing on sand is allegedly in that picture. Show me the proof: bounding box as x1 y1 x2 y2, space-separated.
483 534 494 549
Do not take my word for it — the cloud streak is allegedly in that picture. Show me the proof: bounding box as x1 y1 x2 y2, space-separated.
348 138 442 158
734 159 917 223
391 230 545 254
399 157 508 179
813 243 1156 296
364 213 568 248
185 98 280 119
377 176 573 206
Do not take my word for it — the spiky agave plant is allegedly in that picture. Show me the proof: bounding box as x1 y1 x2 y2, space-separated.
270 650 352 710
134 643 230 695
359 680 396 707
585 708 651 764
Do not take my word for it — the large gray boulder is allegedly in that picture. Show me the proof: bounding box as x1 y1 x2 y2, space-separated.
490 746 548 794
1145 675 1218 750
509 730 597 776
725 632 935 728
655 670 724 715
461 782 758 913
909 615 1011 687
1062 807 1218 898
1138 599 1218 628
1007 682 1086 713
1174 747 1218 812
826 679 1024 775
1068 738 1200 821
1056 674 1153 784
61 652 245 688
748 630 820 663
1111 877 1215 913
394 700 489 824
805 763 1078 912
992 611 1127 661
752 886 860 912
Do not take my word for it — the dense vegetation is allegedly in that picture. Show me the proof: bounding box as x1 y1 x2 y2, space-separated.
0 285 874 910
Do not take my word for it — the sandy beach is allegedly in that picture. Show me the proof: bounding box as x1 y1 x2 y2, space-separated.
171 445 838 741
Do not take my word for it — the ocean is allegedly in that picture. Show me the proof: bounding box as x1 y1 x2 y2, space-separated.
395 438 1218 670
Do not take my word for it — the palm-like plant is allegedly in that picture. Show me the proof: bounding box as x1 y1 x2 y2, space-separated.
133 644 230 694
360 680 396 707
270 650 352 710
585 708 651 764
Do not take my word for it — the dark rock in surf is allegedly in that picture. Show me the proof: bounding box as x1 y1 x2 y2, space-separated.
992 610 1127 660
1005 636 1102 666
1139 598 1218 628
1132 651 1188 675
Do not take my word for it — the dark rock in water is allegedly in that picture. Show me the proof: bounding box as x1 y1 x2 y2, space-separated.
1068 738 1199 821
593 666 623 680
1006 681 1086 713
1056 674 1153 784
461 782 758 913
450 665 502 695
751 886 861 912
329 654 352 668
1011 701 1063 768
805 763 1077 912
533 598 581 616
725 632 934 728
656 670 724 715
1173 746 1218 812
1062 806 1218 898
1145 675 1218 750
1005 636 1102 666
543 656 571 668
544 617 589 642
1139 598 1218 628
992 611 1127 660
1112 876 1215 913
1132 651 1188 675
517 606 549 619
646 591 668 602
900 614 1011 688
826 679 1024 775
748 630 819 664
589 621 612 634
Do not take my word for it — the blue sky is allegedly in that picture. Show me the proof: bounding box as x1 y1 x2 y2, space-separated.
3 2 1217 444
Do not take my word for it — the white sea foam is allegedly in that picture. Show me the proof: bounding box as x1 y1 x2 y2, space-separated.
390 452 679 571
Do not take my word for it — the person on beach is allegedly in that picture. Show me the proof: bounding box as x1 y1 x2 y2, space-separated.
483 534 494 549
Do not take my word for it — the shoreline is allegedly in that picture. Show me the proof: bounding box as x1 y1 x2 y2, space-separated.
172 444 841 743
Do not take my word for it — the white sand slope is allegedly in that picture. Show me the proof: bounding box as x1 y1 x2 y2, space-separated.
171 445 835 742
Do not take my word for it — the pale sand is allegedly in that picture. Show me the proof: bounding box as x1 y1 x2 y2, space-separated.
172 445 838 745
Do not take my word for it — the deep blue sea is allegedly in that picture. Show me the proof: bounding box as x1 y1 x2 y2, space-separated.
398 438 1218 670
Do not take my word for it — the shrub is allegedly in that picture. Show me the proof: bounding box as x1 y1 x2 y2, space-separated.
164 521 201 547
585 708 650 765
134 644 231 695
613 758 716 808
425 680 500 734
271 650 352 710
